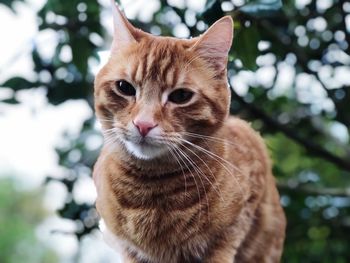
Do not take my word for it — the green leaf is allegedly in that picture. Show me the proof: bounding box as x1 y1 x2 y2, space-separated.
240 0 282 17
233 25 259 70
58 200 89 220
46 79 90 105
70 36 91 77
1 77 37 91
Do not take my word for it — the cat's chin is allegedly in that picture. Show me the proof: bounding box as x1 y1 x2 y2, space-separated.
123 140 168 160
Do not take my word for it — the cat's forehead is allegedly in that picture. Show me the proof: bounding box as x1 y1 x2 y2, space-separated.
123 37 195 88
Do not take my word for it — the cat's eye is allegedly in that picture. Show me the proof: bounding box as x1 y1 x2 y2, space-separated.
168 89 194 104
115 80 136 96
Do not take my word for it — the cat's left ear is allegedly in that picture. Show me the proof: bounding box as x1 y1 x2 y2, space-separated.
110 0 136 51
192 16 233 72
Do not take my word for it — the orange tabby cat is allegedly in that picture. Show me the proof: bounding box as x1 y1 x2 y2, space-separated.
93 1 286 262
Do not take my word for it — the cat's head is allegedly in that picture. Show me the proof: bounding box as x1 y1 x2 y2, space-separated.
94 1 233 160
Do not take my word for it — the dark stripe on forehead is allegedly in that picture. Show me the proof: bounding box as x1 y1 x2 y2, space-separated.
130 60 138 81
129 39 187 89
140 41 179 85
146 46 159 81
161 50 174 83
140 50 149 83
172 65 180 87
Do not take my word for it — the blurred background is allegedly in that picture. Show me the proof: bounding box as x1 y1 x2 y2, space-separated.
0 0 349 262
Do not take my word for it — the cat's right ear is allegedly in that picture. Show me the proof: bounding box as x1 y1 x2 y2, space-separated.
191 16 233 72
110 0 136 51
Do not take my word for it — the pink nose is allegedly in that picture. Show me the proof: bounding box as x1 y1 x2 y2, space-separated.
133 121 157 137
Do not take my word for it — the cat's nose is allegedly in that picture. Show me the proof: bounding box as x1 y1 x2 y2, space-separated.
133 120 157 137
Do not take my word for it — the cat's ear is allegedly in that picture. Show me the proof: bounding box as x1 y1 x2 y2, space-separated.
110 0 136 50
192 16 233 72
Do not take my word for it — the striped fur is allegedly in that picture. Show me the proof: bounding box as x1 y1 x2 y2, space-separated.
93 10 286 263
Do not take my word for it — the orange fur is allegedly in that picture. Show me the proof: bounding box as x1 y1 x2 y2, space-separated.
93 4 286 262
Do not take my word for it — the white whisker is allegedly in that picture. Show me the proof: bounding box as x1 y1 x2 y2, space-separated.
166 142 204 223
165 143 188 195
177 141 224 203
179 132 246 150
177 138 245 197
167 142 210 222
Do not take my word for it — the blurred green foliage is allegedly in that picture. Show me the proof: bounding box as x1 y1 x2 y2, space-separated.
1 0 350 261
0 178 58 263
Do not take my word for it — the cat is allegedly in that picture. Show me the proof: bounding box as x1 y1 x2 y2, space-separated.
93 1 286 262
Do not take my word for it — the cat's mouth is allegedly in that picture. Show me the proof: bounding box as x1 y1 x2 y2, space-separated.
122 135 169 160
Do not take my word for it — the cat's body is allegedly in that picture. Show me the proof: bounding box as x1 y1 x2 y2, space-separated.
93 2 286 262
94 117 285 263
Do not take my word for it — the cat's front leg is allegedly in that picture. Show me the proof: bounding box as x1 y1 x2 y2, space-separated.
202 229 243 263
204 246 237 263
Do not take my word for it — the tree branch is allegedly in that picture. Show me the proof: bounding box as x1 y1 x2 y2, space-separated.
277 181 350 197
246 14 334 97
230 90 350 172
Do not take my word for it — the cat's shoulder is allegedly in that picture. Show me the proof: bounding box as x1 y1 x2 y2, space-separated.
225 116 255 134
224 116 266 146
224 116 271 170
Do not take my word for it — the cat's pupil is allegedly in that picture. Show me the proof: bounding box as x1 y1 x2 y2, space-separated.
168 89 193 104
116 80 136 96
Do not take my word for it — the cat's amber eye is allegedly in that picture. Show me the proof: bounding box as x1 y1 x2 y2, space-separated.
115 80 136 96
168 89 194 104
